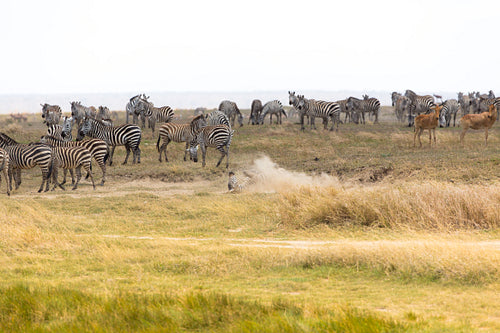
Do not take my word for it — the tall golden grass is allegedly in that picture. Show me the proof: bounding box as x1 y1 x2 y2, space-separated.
278 182 500 230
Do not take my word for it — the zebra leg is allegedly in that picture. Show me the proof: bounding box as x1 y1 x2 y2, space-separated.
133 144 141 164
72 167 82 190
85 163 95 190
98 159 106 186
61 169 68 185
69 169 75 185
3 168 10 196
109 146 116 166
184 141 190 162
215 146 227 168
161 140 170 162
201 145 207 167
122 145 131 165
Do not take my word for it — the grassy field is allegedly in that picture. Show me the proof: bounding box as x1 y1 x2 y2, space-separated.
0 106 499 332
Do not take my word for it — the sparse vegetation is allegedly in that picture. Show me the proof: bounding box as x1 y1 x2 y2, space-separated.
0 107 499 331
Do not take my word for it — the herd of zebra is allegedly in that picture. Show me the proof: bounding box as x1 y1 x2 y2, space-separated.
1 89 498 196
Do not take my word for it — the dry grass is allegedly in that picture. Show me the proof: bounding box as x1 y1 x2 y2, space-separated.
0 108 499 331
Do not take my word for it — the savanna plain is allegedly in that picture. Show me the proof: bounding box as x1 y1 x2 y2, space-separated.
1 106 500 332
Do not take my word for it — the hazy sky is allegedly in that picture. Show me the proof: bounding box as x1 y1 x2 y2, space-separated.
1 0 499 95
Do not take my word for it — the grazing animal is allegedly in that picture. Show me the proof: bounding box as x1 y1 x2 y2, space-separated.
71 102 96 126
219 100 243 127
135 99 175 135
459 104 497 146
46 116 74 141
156 115 207 162
40 135 109 186
249 99 263 125
439 99 460 127
259 100 287 125
346 96 381 124
125 94 149 125
49 146 95 191
0 133 52 192
77 118 141 165
188 125 234 168
0 148 10 196
41 103 62 125
413 104 442 148
205 110 231 128
405 90 435 126
297 95 340 131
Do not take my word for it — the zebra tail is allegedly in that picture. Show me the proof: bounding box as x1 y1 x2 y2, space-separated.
0 156 5 172
103 152 109 164
156 135 163 152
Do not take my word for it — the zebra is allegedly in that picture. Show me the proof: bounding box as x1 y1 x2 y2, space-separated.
135 99 175 135
156 114 206 162
404 90 435 126
0 148 10 196
71 101 96 126
0 132 53 193
77 118 141 166
458 92 472 116
49 145 95 191
439 99 460 127
297 95 341 131
125 94 148 125
346 96 381 124
188 125 234 168
249 99 263 125
205 110 231 128
40 103 62 125
40 135 109 186
394 94 411 124
219 100 243 127
336 99 351 123
97 106 113 126
259 100 287 124
289 91 309 125
46 116 74 141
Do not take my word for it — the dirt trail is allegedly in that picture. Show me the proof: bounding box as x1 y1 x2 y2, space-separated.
99 234 500 250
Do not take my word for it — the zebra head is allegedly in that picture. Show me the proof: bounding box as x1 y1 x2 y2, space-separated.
296 95 306 111
288 91 298 106
77 117 92 141
61 116 73 139
187 140 199 163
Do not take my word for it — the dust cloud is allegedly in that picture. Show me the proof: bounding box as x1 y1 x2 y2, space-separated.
235 155 340 193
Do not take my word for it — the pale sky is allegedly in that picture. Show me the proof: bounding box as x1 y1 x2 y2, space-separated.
1 0 499 95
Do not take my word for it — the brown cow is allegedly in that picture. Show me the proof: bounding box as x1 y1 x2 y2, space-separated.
459 104 497 146
413 104 442 147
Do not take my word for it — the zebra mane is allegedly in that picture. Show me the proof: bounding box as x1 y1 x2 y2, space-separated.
0 132 18 145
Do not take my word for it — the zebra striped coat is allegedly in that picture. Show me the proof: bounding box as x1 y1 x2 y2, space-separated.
205 110 231 128
40 135 109 186
46 116 74 141
249 99 263 125
77 118 141 166
297 95 340 131
41 103 62 125
0 133 52 192
136 99 175 135
188 125 234 168
219 100 243 127
0 147 10 196
156 115 207 162
405 90 435 126
71 102 96 126
346 96 381 124
439 99 460 127
49 145 95 190
125 94 148 125
260 100 287 125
